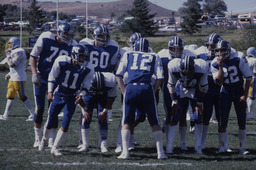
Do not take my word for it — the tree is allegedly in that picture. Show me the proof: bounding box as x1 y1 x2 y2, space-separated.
202 0 227 18
179 0 203 34
27 0 44 31
124 0 158 36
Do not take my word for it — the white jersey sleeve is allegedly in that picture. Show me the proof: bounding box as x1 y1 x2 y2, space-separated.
158 49 171 60
154 54 164 80
116 51 129 77
167 58 180 92
9 48 27 81
237 51 252 79
101 72 116 88
30 32 54 58
247 57 256 75
108 39 120 66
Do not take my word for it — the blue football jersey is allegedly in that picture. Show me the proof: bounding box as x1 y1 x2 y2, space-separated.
212 51 252 92
79 38 119 72
30 32 77 76
196 46 221 95
48 55 94 96
116 51 164 84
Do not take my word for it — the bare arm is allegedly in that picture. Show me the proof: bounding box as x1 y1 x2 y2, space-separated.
116 76 126 95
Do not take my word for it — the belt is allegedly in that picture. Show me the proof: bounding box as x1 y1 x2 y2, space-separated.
132 83 146 85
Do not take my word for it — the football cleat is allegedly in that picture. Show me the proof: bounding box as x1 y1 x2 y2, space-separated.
78 146 89 152
48 138 54 148
51 147 62 156
180 143 188 151
115 146 122 153
166 146 173 154
240 149 249 155
26 115 34 122
247 113 256 119
117 153 129 159
195 148 203 155
77 144 83 149
158 154 168 160
38 138 47 151
0 115 8 120
33 139 40 148
100 140 109 153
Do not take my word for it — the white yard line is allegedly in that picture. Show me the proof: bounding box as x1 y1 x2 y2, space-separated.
32 161 192 167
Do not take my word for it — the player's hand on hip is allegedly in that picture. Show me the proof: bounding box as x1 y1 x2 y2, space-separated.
32 74 41 86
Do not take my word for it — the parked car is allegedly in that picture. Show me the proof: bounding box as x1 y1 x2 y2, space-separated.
158 25 181 32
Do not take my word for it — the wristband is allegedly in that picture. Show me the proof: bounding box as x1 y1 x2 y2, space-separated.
197 102 203 106
171 100 178 106
79 90 86 96
103 108 108 113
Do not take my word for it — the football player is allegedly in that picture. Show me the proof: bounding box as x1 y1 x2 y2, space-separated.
167 55 209 154
116 38 167 160
78 72 116 153
158 36 197 154
246 47 256 119
115 32 146 153
195 33 229 151
79 25 119 150
30 22 77 148
0 37 35 121
211 40 252 154
38 44 94 156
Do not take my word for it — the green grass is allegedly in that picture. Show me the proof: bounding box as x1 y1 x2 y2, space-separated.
1 72 256 169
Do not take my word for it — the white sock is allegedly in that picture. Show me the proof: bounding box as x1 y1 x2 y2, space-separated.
3 99 13 117
108 109 112 120
195 124 203 150
179 126 187 147
121 129 130 155
247 98 253 114
238 129 246 150
23 98 35 116
153 130 165 155
53 129 66 148
201 125 209 148
167 125 177 148
116 124 122 147
81 128 90 148
225 128 229 149
48 128 56 144
42 127 50 141
34 127 42 141
78 124 82 145
218 132 226 149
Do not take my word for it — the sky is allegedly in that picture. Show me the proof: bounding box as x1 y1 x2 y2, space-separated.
38 0 256 14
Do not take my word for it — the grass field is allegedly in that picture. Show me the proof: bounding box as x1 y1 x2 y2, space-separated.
1 72 256 169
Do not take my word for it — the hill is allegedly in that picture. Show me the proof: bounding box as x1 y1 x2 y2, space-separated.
0 0 179 18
